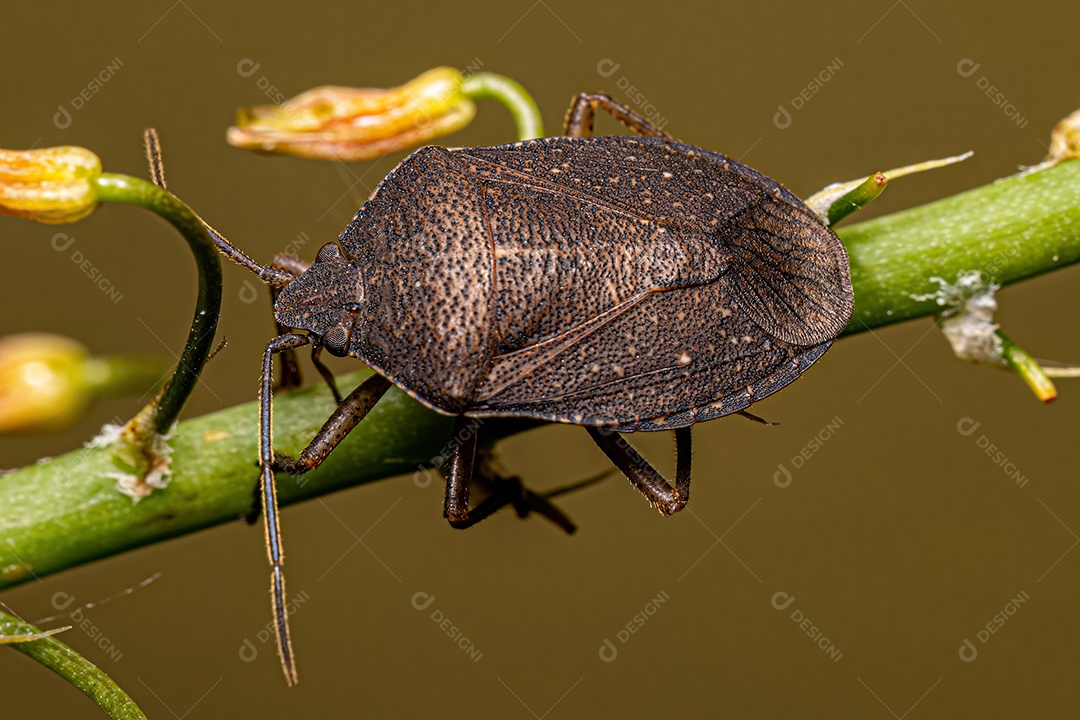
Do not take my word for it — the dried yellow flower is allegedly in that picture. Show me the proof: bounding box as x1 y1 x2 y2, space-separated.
227 67 475 160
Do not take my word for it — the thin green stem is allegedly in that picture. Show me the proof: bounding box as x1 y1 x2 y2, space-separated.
82 355 170 396
997 329 1057 402
94 173 222 434
1 610 148 719
828 172 888 226
460 72 544 141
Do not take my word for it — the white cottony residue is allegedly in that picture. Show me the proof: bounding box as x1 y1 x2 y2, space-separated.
911 271 1005 367
86 423 124 449
87 423 176 502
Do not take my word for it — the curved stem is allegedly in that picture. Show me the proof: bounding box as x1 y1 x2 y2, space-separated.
93 173 222 434
1 610 148 719
460 72 545 141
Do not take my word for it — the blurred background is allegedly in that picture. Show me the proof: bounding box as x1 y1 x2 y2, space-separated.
3 1 1080 717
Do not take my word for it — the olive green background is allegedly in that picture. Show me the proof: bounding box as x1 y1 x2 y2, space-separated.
3 1 1080 717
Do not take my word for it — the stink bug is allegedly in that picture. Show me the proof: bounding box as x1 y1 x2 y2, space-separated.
210 92 854 684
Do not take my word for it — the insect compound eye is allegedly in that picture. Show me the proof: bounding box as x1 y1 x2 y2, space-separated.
322 323 351 357
316 242 343 263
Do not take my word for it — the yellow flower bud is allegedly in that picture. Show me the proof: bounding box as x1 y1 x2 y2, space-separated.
0 146 102 224
227 67 476 160
0 333 167 434
0 334 92 433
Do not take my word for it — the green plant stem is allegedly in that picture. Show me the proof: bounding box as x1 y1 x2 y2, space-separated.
827 172 888 226
839 161 1080 334
997 329 1057 402
94 173 222 435
2 160 1080 592
1 610 148 719
460 72 545 141
82 355 171 396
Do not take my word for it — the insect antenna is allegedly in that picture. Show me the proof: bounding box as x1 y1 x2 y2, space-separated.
203 223 295 287
143 128 167 189
141 127 295 288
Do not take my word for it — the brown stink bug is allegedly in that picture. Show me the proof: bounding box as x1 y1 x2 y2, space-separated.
210 92 854 684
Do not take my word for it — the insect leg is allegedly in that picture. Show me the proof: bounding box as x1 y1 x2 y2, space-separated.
563 92 673 140
443 438 589 534
735 409 778 426
441 416 479 528
271 372 392 476
259 332 311 686
269 254 310 392
309 345 343 404
585 426 692 516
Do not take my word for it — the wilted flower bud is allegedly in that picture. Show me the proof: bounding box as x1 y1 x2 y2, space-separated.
226 67 476 160
0 146 102 224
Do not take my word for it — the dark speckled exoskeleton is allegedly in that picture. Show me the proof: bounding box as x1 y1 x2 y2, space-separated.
210 93 854 685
